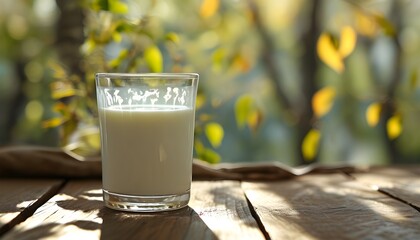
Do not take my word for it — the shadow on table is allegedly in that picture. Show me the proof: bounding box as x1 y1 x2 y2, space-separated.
2 185 218 240
55 189 218 240
248 175 420 239
98 206 217 240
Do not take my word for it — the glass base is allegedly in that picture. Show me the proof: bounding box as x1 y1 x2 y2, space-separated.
103 189 190 212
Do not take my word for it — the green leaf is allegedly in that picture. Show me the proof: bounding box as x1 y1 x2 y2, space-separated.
93 0 109 11
410 69 418 90
165 32 180 44
201 148 221 164
194 140 221 163
234 94 254 128
205 122 224 148
110 0 128 14
144 45 163 73
373 13 396 37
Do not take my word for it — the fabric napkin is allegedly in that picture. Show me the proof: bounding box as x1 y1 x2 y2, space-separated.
0 146 361 180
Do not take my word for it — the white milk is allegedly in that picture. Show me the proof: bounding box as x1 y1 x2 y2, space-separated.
99 105 195 196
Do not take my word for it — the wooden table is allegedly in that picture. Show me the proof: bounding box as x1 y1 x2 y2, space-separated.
0 166 419 239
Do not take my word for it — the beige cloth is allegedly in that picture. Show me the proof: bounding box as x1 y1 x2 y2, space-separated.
0 146 361 180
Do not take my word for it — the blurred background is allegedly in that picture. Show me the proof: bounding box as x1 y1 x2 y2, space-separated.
1 0 420 166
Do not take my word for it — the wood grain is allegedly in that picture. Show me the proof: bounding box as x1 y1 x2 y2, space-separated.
242 174 420 240
0 179 63 235
350 166 420 210
3 180 264 240
189 181 265 240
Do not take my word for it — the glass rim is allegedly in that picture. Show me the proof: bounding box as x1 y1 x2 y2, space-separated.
96 73 199 80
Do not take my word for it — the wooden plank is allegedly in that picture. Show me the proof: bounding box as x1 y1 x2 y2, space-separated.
3 180 264 239
242 174 420 240
350 166 420 210
189 181 265 240
0 179 63 235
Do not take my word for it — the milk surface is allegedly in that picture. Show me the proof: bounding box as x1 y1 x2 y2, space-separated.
99 105 195 195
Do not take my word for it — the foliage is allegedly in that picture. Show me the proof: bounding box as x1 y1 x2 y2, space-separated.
4 0 420 165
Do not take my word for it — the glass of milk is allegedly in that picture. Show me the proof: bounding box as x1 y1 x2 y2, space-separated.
96 73 199 212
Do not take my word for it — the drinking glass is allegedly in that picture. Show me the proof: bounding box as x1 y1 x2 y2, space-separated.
96 73 199 212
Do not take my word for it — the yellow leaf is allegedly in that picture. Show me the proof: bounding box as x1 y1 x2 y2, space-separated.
108 49 128 68
81 37 96 55
200 0 219 18
232 54 251 72
366 102 382 127
235 94 254 128
48 61 67 79
112 32 122 42
317 33 344 73
205 122 224 148
247 109 263 133
42 117 66 128
338 26 357 58
109 0 128 14
196 93 206 109
144 45 163 73
355 11 377 37
51 88 77 99
53 102 67 112
79 129 101 150
302 129 321 161
165 32 180 44
312 87 336 118
387 115 402 140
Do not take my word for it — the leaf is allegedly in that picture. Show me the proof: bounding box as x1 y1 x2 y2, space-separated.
194 140 221 163
48 61 67 79
51 88 77 99
201 148 221 163
373 13 396 37
109 0 128 14
165 32 180 44
205 122 224 148
196 93 206 109
302 129 321 161
409 69 418 90
232 54 251 72
312 87 336 118
338 26 357 58
42 117 66 128
355 10 377 37
247 109 263 133
366 102 382 127
212 48 225 72
53 102 67 112
112 32 122 43
317 33 344 73
79 129 101 150
92 0 109 11
108 49 128 68
200 0 219 18
235 94 254 129
387 114 402 140
81 37 96 55
144 45 163 73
